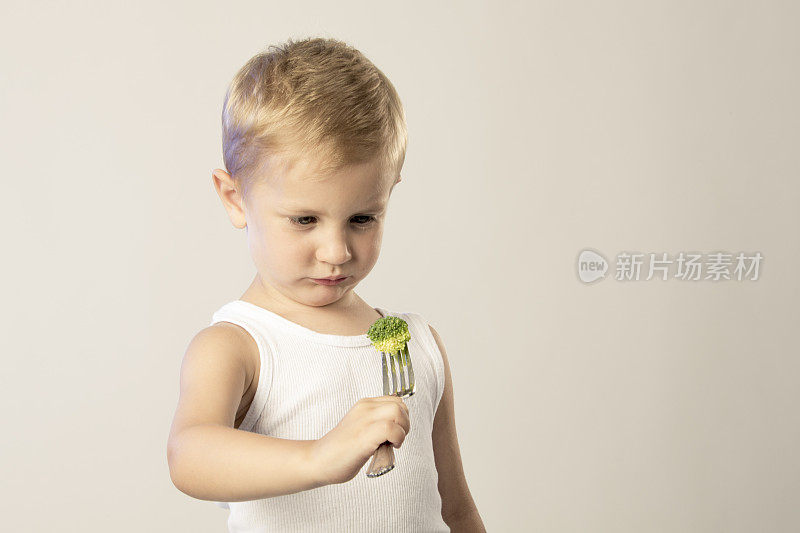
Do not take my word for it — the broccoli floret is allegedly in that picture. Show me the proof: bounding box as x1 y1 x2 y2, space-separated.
366 316 411 353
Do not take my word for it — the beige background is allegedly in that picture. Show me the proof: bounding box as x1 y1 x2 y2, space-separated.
2 1 798 531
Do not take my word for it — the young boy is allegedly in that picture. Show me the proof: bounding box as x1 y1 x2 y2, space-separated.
167 37 485 532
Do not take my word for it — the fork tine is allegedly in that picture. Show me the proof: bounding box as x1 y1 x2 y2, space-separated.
381 351 390 395
397 349 409 394
390 352 401 394
403 345 415 396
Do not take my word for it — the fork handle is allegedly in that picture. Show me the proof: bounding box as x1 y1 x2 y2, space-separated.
366 441 395 477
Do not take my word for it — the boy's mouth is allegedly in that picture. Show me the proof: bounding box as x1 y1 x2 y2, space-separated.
311 276 348 285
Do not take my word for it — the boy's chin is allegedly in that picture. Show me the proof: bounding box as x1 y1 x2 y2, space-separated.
300 289 355 308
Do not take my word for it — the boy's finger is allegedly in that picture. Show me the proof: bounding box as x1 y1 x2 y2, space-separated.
374 395 409 413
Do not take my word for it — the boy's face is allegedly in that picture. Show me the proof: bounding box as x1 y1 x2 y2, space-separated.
215 155 399 312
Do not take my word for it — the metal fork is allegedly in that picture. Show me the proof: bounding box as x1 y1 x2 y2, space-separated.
366 344 415 477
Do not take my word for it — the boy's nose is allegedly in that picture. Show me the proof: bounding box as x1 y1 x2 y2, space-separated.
315 230 352 265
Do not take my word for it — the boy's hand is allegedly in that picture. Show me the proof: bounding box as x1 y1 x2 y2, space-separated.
310 396 410 485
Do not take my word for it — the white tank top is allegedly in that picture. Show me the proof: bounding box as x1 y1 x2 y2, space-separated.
207 299 449 532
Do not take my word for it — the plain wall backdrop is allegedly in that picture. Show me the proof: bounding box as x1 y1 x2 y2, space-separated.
2 1 798 531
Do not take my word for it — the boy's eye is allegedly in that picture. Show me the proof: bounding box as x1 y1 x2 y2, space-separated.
289 215 376 227
351 215 375 226
290 216 316 226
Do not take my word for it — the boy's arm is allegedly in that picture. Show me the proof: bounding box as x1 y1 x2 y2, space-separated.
429 325 486 531
167 324 324 501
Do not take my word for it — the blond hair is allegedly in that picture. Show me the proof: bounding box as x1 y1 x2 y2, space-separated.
221 37 407 196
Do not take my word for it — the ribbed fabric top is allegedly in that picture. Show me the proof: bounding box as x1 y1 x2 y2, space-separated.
207 299 449 532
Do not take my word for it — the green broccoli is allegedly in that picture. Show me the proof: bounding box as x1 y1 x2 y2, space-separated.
366 316 411 353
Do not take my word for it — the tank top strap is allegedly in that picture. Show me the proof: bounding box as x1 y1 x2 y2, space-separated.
208 302 275 434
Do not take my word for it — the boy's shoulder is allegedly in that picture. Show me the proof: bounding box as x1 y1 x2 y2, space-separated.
170 322 260 440
195 320 255 349
188 321 259 387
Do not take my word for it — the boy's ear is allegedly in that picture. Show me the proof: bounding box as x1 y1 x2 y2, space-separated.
212 169 247 229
